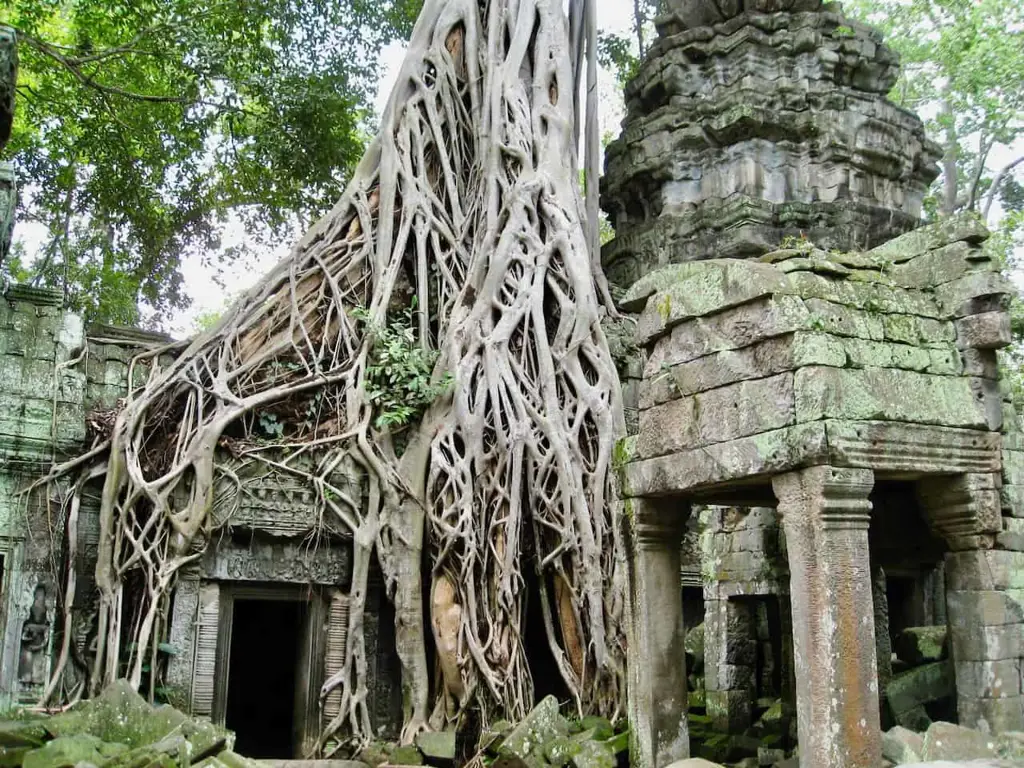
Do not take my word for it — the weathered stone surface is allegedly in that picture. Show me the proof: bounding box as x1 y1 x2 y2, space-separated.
921 722 998 761
633 260 789 341
869 213 990 263
603 6 939 282
958 696 1024 734
794 366 987 428
886 662 955 719
390 746 425 765
956 313 1013 350
416 732 456 762
22 733 129 768
946 551 1024 591
499 697 570 760
636 373 795 459
955 660 1023 699
685 623 706 673
643 296 810 372
623 423 827 498
882 726 925 763
826 421 1001 476
894 626 948 665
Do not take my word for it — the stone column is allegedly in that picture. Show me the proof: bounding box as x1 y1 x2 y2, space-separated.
945 550 1024 732
704 598 756 733
917 473 1023 732
773 467 882 768
164 570 201 711
627 498 690 768
871 564 893 721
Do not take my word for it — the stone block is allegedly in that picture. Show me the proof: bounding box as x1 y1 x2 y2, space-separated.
882 726 924 763
957 312 1012 350
706 690 753 734
841 337 931 372
955 660 1023 699
946 591 1024 627
922 721 998 761
644 295 809 370
958 696 1024 734
894 626 948 665
636 372 795 459
886 662 955 716
635 260 791 343
869 213 989 263
651 333 839 402
793 366 987 428
935 272 1014 318
622 423 827 498
946 551 1024 591
948 623 1024 662
963 348 1000 378
498 696 569 760
416 732 456 762
889 240 975 289
803 298 886 341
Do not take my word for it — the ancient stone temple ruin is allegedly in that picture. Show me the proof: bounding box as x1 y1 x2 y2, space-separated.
605 1 1024 767
0 287 401 756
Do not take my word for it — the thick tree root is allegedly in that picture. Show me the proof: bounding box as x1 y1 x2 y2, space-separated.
41 0 625 749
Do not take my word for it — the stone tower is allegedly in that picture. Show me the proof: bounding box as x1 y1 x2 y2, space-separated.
602 0 942 288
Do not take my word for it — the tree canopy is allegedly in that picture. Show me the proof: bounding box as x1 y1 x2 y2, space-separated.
2 0 421 325
845 0 1023 242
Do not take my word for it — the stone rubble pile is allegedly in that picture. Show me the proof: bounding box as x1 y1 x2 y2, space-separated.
356 697 627 768
0 681 261 768
885 626 956 731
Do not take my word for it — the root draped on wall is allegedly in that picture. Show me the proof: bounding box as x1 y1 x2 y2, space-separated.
37 0 628 750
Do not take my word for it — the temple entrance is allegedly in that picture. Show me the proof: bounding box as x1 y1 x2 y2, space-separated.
225 599 303 758
214 584 326 759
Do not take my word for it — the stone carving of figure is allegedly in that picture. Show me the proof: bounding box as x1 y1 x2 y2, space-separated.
18 585 50 686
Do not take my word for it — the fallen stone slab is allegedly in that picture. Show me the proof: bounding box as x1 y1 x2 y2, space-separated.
415 731 456 763
895 626 949 665
498 696 569 760
883 725 925 764
922 722 998 762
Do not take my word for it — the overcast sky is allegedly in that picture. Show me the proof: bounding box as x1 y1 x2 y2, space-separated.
167 2 638 337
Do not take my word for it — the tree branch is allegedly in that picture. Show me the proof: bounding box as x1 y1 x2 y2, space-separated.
983 154 1024 219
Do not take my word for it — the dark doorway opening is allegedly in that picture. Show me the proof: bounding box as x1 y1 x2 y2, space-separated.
225 599 302 758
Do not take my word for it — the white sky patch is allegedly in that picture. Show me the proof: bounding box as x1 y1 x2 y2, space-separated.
170 3 638 338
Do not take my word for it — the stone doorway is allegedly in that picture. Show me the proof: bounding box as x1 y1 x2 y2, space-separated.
214 584 326 758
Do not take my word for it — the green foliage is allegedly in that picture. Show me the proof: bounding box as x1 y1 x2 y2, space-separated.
846 0 1024 381
352 302 451 430
597 0 657 90
2 0 421 325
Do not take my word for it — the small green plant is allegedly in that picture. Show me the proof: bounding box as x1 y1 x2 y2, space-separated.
353 301 452 429
835 24 855 37
258 411 285 439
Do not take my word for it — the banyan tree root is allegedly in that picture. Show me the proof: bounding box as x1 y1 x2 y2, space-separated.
39 0 627 749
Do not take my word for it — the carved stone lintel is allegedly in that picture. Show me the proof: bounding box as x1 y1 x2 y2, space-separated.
772 466 874 530
917 472 1002 549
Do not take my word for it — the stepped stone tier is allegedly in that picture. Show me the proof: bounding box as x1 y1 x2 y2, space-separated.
618 216 1024 768
601 0 941 288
